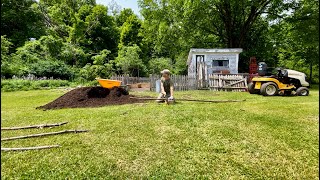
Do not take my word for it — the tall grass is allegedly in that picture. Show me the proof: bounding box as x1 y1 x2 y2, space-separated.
1 79 71 92
1 79 100 92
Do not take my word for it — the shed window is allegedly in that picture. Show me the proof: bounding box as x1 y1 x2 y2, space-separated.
212 60 229 67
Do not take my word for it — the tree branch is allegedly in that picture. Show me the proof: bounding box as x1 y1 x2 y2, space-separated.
193 22 222 37
260 11 284 19
238 0 272 47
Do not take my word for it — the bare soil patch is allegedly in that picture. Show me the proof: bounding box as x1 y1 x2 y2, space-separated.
37 87 144 110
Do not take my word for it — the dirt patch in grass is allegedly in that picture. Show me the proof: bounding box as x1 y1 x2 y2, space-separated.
37 86 145 110
128 83 150 89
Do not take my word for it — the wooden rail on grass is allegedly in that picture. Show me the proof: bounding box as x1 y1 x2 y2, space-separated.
130 97 246 103
1 130 89 141
1 122 68 130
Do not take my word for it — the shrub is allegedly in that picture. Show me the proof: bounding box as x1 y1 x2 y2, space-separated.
1 58 29 78
1 79 71 92
75 49 115 81
77 63 114 81
148 57 173 74
61 43 90 67
28 60 75 80
1 36 12 59
115 45 146 76
91 49 111 65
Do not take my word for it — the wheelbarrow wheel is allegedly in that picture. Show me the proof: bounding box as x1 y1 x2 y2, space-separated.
121 89 129 95
113 87 129 97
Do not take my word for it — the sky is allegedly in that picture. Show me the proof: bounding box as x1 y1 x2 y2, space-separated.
96 0 140 16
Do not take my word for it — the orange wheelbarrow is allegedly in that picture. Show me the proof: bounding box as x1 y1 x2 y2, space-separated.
96 78 122 89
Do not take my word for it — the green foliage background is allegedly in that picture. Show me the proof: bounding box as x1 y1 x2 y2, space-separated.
1 0 318 83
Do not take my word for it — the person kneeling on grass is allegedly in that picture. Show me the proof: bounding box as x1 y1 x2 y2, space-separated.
156 69 175 103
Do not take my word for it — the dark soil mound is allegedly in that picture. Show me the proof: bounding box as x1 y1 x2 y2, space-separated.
37 86 143 110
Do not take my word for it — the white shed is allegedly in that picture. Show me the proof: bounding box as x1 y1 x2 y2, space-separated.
187 48 243 88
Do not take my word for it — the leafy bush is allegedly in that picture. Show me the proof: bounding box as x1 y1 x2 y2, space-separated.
115 45 146 76
173 53 188 75
1 36 24 78
61 43 90 67
12 36 90 68
1 79 70 92
13 40 43 63
28 60 75 80
13 35 64 63
75 49 115 81
1 60 29 78
148 57 173 74
71 80 99 87
1 36 12 59
1 36 30 78
91 49 111 65
39 35 64 58
77 63 114 81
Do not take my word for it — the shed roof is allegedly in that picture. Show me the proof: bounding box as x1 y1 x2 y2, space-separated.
187 48 243 65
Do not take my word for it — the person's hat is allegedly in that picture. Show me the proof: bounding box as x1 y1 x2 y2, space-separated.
161 69 171 74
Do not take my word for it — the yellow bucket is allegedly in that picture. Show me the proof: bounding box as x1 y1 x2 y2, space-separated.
96 78 122 89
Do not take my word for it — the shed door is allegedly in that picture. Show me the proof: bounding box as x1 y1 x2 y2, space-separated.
196 55 207 88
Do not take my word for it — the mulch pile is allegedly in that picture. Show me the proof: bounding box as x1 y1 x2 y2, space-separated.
37 87 145 110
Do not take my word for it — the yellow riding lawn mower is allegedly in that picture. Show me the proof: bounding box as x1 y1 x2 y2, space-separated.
248 62 310 96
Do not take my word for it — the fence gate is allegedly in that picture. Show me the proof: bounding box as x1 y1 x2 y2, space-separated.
208 74 248 92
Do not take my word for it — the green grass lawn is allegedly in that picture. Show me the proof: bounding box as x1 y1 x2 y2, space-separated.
1 87 319 179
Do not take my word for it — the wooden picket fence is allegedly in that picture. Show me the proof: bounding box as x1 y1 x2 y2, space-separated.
111 73 248 92
208 74 248 92
110 75 150 85
149 74 191 92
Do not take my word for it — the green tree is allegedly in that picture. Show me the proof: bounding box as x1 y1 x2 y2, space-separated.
13 35 66 63
176 0 294 48
60 42 90 66
13 40 43 63
91 49 111 65
173 52 189 75
83 5 118 55
119 14 143 49
1 36 12 61
1 36 15 78
1 0 46 50
148 57 173 74
115 8 135 27
28 60 74 80
287 0 319 82
139 0 296 72
139 0 187 60
78 49 114 80
115 45 146 76
39 1 119 59
269 0 319 83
